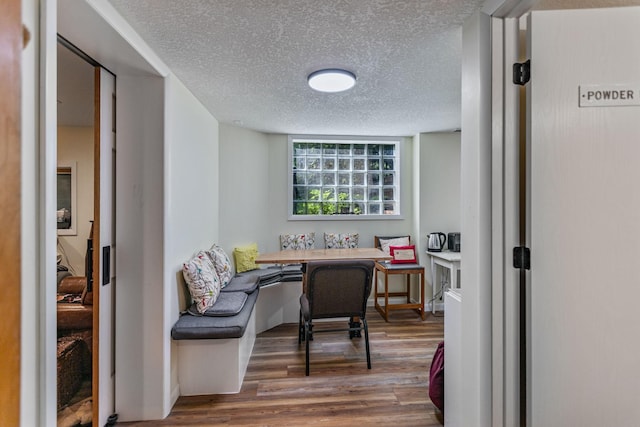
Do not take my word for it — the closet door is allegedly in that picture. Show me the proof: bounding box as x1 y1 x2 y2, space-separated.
93 66 116 426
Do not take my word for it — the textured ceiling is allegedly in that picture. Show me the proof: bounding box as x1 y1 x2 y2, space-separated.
107 0 485 136
59 1 640 134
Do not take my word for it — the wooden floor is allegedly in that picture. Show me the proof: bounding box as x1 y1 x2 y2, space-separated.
122 310 445 426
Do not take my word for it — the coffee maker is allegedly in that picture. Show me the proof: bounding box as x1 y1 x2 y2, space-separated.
447 232 461 252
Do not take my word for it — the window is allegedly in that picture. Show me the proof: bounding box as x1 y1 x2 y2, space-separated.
289 136 401 219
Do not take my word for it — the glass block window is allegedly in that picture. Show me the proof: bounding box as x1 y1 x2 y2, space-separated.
290 136 400 218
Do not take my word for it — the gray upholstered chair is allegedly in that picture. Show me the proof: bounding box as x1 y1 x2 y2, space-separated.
298 259 375 376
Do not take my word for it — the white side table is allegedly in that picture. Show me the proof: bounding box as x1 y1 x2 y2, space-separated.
426 250 461 314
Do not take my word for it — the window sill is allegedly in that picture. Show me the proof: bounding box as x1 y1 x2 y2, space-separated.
288 214 404 221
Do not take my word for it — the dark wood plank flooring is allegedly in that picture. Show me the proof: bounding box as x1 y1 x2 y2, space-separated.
122 310 444 426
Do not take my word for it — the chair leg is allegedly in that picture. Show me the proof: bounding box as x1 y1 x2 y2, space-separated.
363 318 371 369
349 317 362 338
298 310 303 344
305 320 310 376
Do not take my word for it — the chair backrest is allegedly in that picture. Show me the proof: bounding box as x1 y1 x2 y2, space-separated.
280 233 315 250
374 235 411 255
323 232 359 249
304 259 374 319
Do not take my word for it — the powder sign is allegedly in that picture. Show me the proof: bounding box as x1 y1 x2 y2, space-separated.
579 84 640 107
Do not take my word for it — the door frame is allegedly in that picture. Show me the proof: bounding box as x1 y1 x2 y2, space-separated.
487 2 538 426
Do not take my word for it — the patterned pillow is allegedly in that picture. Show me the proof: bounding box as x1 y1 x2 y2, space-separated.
182 251 221 314
280 233 315 250
378 236 410 255
206 244 234 287
324 232 359 249
233 243 259 273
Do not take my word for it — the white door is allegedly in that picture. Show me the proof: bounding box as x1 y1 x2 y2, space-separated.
95 67 116 425
529 7 640 426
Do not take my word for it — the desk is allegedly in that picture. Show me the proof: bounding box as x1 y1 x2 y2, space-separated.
255 247 391 264
426 251 461 314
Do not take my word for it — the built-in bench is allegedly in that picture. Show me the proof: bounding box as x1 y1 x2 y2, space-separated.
171 266 303 395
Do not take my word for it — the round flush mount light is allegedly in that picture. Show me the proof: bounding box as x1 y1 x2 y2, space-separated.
307 69 356 93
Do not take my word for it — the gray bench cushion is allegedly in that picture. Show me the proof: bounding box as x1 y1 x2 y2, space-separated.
280 265 303 282
220 274 259 294
172 289 259 340
187 291 248 317
234 267 282 287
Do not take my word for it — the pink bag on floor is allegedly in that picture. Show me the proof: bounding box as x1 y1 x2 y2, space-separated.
429 341 445 412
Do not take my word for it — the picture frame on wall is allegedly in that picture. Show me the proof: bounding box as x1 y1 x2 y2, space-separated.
57 163 77 236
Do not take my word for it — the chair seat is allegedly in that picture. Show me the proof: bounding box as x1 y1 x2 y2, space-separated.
375 261 423 271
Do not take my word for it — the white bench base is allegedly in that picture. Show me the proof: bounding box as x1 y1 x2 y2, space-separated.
255 281 301 334
176 309 256 395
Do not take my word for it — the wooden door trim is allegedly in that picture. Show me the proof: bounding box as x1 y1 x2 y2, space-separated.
0 0 22 425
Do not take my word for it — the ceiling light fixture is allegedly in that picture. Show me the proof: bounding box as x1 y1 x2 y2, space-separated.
307 69 356 93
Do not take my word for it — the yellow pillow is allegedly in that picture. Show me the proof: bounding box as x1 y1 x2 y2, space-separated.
233 243 259 273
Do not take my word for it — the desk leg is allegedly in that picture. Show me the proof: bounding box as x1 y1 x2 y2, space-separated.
451 265 458 291
384 271 389 321
430 257 437 315
420 270 425 320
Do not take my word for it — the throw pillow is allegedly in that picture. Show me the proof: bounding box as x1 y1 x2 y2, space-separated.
324 232 359 249
280 233 315 250
390 245 417 264
233 243 259 273
206 244 234 287
182 251 221 314
378 236 410 255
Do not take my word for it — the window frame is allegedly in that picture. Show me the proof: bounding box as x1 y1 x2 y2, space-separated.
288 135 403 221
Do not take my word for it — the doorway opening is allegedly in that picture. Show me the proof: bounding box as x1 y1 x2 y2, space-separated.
55 35 117 426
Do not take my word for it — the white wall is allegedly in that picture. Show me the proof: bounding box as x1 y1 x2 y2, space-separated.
417 132 462 295
218 128 420 257
218 124 272 257
164 74 219 408
57 126 94 275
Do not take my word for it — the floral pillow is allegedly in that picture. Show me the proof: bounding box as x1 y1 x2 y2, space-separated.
280 233 315 250
324 232 359 249
182 251 221 314
233 243 259 273
206 244 234 288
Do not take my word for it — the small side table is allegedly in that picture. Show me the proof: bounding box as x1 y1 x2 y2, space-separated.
426 250 461 314
374 261 425 321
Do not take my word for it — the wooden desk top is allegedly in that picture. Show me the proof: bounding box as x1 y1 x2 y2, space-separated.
255 247 391 264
